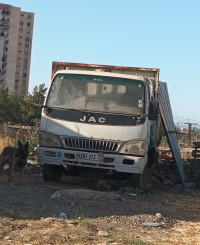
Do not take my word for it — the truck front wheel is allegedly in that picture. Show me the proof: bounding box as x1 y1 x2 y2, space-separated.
43 164 62 182
131 165 153 188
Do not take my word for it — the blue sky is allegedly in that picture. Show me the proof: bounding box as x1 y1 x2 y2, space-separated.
2 0 200 124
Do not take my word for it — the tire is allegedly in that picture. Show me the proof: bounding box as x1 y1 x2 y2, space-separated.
130 173 143 188
147 147 159 167
53 165 62 181
141 165 153 188
131 166 152 189
43 164 62 182
140 147 159 187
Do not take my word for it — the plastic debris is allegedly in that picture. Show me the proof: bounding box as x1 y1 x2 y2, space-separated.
3 163 10 170
137 221 162 227
127 192 137 197
27 160 38 165
41 212 68 222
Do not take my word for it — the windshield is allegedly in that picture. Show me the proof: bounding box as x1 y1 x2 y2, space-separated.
46 74 145 115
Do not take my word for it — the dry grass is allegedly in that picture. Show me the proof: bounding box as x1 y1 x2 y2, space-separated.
0 217 153 245
0 127 35 152
0 135 16 153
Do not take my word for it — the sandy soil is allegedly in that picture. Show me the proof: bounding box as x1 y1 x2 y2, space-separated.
0 166 199 245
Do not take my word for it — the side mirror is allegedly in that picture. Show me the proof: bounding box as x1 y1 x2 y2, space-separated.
148 101 159 120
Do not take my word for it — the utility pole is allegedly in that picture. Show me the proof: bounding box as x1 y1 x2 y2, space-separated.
184 122 197 145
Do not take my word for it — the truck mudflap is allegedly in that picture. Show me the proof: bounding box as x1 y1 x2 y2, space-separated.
37 147 147 174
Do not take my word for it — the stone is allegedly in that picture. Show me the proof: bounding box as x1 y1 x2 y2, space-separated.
156 213 162 219
98 230 109 237
50 191 61 199
184 182 195 189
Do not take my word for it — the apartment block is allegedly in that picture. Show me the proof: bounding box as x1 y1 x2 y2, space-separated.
0 3 34 96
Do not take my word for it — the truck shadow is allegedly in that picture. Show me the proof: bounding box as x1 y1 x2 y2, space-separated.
0 172 199 223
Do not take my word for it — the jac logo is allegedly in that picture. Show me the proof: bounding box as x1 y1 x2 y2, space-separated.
80 115 106 123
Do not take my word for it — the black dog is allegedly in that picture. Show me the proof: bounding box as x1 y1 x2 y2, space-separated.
0 141 29 184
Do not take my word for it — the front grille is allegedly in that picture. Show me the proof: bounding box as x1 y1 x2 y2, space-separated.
64 137 119 153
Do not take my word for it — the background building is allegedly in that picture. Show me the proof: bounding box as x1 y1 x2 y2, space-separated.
0 3 34 96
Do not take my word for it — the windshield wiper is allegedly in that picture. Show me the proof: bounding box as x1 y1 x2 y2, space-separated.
43 106 86 113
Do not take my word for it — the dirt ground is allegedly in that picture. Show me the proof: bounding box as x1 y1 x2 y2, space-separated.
0 165 200 245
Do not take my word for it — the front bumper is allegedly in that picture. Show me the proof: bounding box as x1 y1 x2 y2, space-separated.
37 147 147 174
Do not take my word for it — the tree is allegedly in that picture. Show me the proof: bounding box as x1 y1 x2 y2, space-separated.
0 86 9 123
0 83 48 126
28 83 47 105
26 83 48 125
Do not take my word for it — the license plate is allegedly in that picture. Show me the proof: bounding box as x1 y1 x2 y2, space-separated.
75 152 98 161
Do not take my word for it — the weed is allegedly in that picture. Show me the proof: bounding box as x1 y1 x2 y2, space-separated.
111 231 151 245
184 159 200 187
77 216 90 227
0 135 13 152
48 233 72 244
2 210 15 218
0 232 3 240
76 215 95 230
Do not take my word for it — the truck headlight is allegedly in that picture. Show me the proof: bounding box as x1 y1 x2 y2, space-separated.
119 141 147 156
38 131 62 148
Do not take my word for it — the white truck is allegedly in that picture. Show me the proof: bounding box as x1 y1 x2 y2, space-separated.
37 62 184 187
